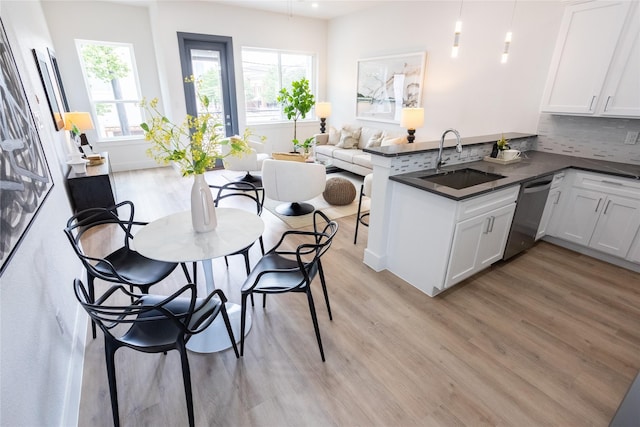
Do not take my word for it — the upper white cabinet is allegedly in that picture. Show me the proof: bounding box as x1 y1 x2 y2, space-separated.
541 1 640 117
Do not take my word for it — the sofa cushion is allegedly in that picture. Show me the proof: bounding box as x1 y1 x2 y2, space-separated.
333 148 365 163
353 153 372 169
336 128 360 149
314 144 340 158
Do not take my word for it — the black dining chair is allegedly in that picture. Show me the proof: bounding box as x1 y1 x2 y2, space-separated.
212 181 266 270
73 278 238 427
64 200 193 338
354 173 372 244
239 210 338 362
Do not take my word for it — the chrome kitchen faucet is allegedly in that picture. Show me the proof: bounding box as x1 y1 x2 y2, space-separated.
437 128 463 169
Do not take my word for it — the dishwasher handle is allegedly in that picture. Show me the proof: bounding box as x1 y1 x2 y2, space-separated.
522 180 553 194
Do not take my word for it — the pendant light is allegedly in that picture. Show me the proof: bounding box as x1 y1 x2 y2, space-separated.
501 0 517 63
451 0 464 58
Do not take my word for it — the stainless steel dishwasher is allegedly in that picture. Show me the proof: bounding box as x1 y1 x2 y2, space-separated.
503 174 554 260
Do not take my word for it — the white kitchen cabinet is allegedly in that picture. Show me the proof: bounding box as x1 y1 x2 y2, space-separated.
554 172 640 258
540 1 639 117
627 231 640 264
445 203 516 288
536 173 565 240
386 183 519 297
589 195 640 257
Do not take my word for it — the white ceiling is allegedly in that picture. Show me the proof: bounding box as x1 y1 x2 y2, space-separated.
101 0 377 20
213 0 376 20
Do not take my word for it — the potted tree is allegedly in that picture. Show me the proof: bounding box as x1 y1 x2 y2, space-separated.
277 78 315 155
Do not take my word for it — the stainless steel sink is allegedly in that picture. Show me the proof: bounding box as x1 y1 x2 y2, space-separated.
417 168 505 190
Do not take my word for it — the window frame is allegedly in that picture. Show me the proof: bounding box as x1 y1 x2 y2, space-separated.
241 47 317 125
75 39 144 141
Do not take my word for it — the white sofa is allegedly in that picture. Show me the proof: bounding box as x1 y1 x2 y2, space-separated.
313 125 407 176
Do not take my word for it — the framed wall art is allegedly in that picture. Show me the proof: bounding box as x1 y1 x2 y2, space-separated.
1 18 54 276
32 48 64 130
356 52 426 123
47 47 70 112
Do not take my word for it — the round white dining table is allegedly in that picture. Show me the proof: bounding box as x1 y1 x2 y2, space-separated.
134 208 264 353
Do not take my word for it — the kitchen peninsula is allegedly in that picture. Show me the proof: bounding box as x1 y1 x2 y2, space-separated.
363 134 640 297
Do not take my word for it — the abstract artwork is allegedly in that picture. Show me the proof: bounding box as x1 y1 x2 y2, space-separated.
356 52 426 123
0 18 53 276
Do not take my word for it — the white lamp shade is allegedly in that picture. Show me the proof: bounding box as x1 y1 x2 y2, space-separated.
316 102 332 118
64 112 95 131
400 108 424 129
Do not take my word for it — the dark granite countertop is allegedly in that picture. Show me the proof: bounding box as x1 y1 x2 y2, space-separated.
390 151 640 201
364 132 534 157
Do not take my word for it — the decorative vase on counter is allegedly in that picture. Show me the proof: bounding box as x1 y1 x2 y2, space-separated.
190 173 217 233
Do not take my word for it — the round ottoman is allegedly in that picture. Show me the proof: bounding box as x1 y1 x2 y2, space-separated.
323 177 356 205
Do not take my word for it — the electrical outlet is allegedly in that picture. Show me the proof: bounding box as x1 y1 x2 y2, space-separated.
624 131 639 145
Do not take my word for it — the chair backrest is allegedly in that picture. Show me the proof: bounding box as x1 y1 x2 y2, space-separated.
261 159 326 203
309 210 339 260
211 181 264 215
295 211 338 278
63 200 139 278
73 278 198 341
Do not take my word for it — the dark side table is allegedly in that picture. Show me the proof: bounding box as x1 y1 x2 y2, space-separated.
66 152 117 219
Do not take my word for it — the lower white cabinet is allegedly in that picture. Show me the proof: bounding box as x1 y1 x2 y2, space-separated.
554 172 640 258
445 203 516 288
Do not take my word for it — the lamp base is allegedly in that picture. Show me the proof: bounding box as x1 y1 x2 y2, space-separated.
275 202 314 216
320 118 327 134
407 129 416 143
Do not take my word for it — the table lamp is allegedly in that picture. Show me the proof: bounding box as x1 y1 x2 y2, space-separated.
64 112 95 154
400 107 424 143
316 102 332 133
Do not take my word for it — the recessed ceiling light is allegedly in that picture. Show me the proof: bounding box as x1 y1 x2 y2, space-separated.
311 2 319 8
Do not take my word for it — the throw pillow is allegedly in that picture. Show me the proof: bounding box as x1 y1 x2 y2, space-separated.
327 126 340 145
336 129 360 149
381 135 408 146
365 130 384 148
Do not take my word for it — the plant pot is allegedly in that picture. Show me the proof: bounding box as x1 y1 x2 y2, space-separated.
191 173 217 232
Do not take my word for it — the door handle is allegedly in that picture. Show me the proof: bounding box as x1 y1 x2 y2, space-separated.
487 216 495 233
604 96 611 112
484 217 491 234
595 198 603 212
553 191 561 205
589 95 597 111
603 200 611 215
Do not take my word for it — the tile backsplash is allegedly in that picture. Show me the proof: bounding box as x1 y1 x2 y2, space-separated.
536 114 640 165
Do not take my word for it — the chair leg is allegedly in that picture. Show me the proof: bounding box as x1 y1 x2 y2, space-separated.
87 274 97 339
180 262 193 283
192 262 197 285
354 184 365 244
104 340 121 427
242 252 255 307
317 262 332 321
177 342 195 427
224 256 229 268
259 236 265 255
220 303 239 358
240 293 249 357
305 287 326 362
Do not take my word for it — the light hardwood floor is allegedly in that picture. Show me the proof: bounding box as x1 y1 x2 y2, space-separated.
77 167 640 426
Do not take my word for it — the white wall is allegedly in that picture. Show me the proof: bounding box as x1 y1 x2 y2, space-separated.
42 1 328 169
327 1 565 142
1 2 86 426
41 0 163 171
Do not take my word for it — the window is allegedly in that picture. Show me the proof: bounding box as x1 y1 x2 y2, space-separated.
76 40 143 140
241 48 315 124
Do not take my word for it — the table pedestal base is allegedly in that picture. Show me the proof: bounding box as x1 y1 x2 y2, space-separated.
186 302 251 353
